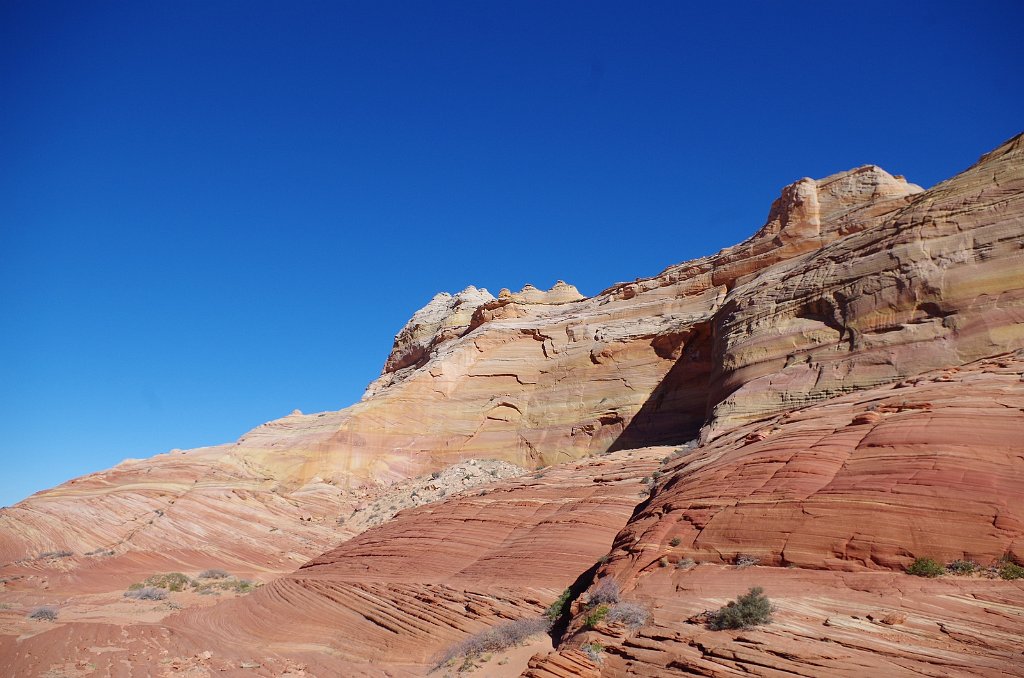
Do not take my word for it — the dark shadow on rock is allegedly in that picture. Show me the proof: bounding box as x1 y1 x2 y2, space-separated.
608 322 713 452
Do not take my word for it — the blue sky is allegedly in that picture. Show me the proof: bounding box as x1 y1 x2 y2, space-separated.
2 1 1022 506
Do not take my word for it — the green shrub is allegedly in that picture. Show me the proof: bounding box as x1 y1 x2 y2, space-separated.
709 587 773 630
545 588 572 622
907 557 944 578
669 537 681 547
583 604 609 628
946 559 979 575
999 561 1024 580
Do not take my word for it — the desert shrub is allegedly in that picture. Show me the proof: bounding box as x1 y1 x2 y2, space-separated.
198 568 229 579
144 572 193 591
430 471 441 479
37 550 73 559
583 604 609 628
228 579 254 593
999 561 1024 580
708 587 773 630
28 606 57 621
581 641 603 663
658 556 669 568
545 588 572 622
434 617 550 668
676 558 695 569
669 537 681 547
907 557 944 578
124 587 167 600
734 554 759 568
946 559 979 575
589 578 620 606
606 602 650 630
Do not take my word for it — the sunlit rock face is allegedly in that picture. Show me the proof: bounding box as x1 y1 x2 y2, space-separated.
705 137 1024 437
1 134 1022 678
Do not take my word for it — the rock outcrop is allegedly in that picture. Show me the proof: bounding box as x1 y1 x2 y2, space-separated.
0 133 1022 677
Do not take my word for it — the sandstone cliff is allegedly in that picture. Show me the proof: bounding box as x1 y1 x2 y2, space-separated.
1 133 1022 677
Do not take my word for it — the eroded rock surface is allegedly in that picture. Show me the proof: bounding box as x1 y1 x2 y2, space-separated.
1 133 1022 677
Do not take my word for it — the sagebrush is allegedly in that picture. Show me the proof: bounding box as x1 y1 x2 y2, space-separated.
433 617 550 668
589 578 620 606
28 606 57 621
605 602 650 629
124 586 167 600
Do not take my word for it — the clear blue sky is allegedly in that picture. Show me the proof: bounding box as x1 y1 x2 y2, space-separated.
2 1 1021 506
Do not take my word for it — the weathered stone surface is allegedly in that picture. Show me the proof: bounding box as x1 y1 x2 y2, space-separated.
706 135 1024 435
0 133 1022 677
534 564 1024 677
0 447 665 676
603 355 1024 580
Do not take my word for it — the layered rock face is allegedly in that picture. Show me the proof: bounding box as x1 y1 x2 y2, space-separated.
522 355 1024 676
0 133 1022 677
707 137 1024 435
0 447 667 676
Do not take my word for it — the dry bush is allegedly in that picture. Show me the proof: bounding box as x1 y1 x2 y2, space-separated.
589 578 620 606
581 641 603 663
198 568 229 579
124 586 167 600
946 559 979 575
605 602 650 630
28 606 57 621
37 550 73 559
434 617 550 668
734 554 760 568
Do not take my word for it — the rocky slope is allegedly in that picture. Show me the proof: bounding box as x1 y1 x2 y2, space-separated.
530 354 1024 676
0 133 1022 677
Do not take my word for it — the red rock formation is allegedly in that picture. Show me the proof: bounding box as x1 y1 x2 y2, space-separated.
0 133 1022 677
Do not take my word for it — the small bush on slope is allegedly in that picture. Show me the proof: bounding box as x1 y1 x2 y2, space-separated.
708 587 773 630
589 578 620 606
583 605 609 628
946 559 979 575
433 617 550 669
605 602 651 629
198 568 229 579
1000 561 1024 580
907 557 944 578
124 587 167 600
545 588 572 622
143 572 193 591
28 606 57 621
